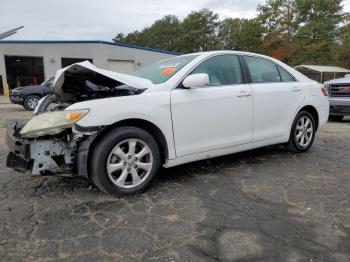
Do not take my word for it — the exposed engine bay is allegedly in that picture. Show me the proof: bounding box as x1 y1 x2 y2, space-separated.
36 71 145 113
6 62 147 177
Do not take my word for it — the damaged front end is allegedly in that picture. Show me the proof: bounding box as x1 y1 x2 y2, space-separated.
6 121 84 176
5 61 150 177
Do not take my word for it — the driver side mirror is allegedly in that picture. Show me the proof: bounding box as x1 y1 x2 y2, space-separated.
182 73 209 89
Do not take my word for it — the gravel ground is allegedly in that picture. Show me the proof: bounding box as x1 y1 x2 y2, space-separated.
0 95 350 261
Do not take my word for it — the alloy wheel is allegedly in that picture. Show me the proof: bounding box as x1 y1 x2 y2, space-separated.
28 97 38 110
106 139 153 189
295 116 314 147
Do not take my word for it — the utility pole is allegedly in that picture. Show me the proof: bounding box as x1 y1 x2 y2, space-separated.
0 26 24 40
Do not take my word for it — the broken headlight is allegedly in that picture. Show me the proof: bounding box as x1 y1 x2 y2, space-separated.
20 109 89 138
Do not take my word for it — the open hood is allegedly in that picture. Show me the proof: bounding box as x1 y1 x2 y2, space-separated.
34 61 153 114
53 61 153 93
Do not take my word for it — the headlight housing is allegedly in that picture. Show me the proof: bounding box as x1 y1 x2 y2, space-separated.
20 109 89 138
11 89 22 95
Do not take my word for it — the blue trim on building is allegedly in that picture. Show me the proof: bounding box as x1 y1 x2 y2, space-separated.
0 40 179 55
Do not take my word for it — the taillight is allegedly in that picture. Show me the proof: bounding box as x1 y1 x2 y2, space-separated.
321 87 328 96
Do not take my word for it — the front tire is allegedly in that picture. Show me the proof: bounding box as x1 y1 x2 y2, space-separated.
287 111 316 153
23 95 40 111
90 126 161 196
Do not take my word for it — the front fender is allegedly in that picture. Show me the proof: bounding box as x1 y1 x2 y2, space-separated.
67 93 176 159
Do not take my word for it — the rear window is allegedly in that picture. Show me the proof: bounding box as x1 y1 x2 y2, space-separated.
278 66 296 82
134 55 198 84
245 56 281 83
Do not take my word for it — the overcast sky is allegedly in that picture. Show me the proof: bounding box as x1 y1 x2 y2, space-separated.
2 0 350 41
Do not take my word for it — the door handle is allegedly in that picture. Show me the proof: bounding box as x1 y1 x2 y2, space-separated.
292 86 302 92
237 91 251 97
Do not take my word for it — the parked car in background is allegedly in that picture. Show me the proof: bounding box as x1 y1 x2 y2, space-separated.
9 77 54 110
6 51 329 196
325 75 350 121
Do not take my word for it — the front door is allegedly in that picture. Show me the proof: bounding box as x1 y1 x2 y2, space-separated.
171 54 253 157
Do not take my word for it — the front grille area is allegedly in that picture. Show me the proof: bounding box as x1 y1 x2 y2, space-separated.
74 124 102 132
329 84 350 97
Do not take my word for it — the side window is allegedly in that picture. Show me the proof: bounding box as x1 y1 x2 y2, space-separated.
190 55 243 86
278 66 296 82
245 56 281 83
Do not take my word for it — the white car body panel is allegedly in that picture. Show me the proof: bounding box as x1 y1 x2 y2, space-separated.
64 51 329 168
68 92 177 159
163 135 287 168
171 83 253 157
250 81 305 141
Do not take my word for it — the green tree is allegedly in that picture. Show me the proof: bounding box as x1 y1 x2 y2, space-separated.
113 31 144 46
181 9 220 53
218 18 263 52
257 0 345 65
258 0 298 42
146 15 181 52
257 0 299 61
113 15 181 52
332 14 350 68
296 0 343 42
112 4 349 66
293 0 345 65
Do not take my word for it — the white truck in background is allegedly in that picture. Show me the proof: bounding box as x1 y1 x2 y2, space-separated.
325 74 350 121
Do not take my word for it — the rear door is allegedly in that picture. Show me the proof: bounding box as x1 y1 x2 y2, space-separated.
243 55 305 141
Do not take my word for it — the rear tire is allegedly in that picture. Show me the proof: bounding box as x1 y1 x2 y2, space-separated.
287 111 316 153
329 115 344 122
90 126 161 196
23 95 40 111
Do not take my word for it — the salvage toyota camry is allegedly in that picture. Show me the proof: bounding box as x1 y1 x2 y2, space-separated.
6 51 329 196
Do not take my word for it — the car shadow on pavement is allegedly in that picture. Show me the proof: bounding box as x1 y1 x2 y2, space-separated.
32 145 288 195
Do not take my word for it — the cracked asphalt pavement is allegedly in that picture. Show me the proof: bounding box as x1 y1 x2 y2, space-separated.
0 96 350 261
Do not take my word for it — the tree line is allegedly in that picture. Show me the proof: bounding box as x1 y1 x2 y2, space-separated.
113 0 350 67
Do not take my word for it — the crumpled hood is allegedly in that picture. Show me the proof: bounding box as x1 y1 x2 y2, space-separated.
53 61 154 93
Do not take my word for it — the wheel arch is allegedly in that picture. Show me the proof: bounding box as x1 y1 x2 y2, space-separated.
88 118 169 166
24 93 42 98
298 105 319 131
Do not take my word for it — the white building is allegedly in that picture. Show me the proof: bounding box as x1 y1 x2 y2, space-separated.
0 40 177 92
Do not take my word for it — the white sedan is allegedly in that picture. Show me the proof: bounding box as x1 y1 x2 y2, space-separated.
6 51 329 196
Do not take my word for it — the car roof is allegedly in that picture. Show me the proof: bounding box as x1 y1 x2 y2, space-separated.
184 50 271 59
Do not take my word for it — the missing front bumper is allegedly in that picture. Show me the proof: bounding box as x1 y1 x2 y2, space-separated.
5 122 32 172
6 152 33 172
5 122 75 175
5 122 97 178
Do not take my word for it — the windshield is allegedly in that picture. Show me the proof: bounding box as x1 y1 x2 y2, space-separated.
134 55 198 84
40 77 54 86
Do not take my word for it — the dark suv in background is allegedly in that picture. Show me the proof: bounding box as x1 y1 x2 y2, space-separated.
9 77 54 110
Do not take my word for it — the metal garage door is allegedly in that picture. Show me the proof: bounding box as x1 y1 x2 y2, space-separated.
107 60 135 74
